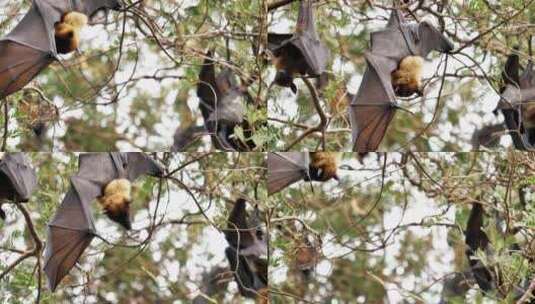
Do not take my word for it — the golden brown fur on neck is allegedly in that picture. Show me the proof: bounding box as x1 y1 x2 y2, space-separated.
98 179 132 229
309 152 338 181
391 55 424 97
54 11 88 54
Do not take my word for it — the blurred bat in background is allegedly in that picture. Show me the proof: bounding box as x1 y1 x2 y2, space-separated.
0 0 122 99
349 9 453 153
197 51 256 151
497 51 535 150
465 202 494 292
44 152 163 291
267 0 329 93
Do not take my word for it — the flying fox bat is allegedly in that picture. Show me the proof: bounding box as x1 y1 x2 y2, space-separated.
0 0 122 99
225 246 268 300
465 203 494 292
197 51 255 151
268 0 329 93
497 52 535 150
293 236 320 279
349 9 453 153
0 153 37 203
224 198 267 257
0 153 37 220
267 152 339 195
44 152 163 291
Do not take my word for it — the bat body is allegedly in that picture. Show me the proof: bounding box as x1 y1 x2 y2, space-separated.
44 152 163 291
465 203 494 292
268 0 329 93
0 0 121 99
349 9 453 152
97 178 132 230
0 153 37 203
224 199 267 257
54 11 88 54
224 199 268 301
267 152 339 195
197 51 254 151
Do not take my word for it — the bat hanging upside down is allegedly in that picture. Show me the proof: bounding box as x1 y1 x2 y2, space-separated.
306 152 339 182
98 178 133 230
54 11 88 54
391 55 424 97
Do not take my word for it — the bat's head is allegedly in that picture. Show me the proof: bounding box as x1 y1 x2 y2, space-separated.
274 71 297 94
106 206 132 230
100 179 133 230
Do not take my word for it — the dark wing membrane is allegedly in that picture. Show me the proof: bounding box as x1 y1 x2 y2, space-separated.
0 153 38 202
225 199 256 250
291 34 329 76
350 104 396 153
197 51 220 121
416 22 454 57
267 152 309 195
350 52 398 152
172 125 206 151
125 152 164 180
519 62 535 89
369 29 412 60
75 0 122 18
0 42 53 99
464 203 494 292
267 33 294 51
44 177 100 291
225 247 266 299
502 53 520 89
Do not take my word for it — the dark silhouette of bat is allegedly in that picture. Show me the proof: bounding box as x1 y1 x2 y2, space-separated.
224 199 268 301
267 152 339 195
224 246 268 300
349 9 453 153
438 272 472 304
268 0 329 93
497 52 535 150
224 198 267 257
471 123 507 150
44 152 163 291
464 203 494 292
197 51 255 151
0 153 37 220
0 0 122 99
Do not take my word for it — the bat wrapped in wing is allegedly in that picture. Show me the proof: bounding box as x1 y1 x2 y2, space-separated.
268 0 329 93
197 51 255 151
225 246 268 301
497 52 535 150
349 9 453 152
465 203 494 292
44 152 163 291
267 152 339 195
224 198 267 257
0 0 122 99
0 153 37 203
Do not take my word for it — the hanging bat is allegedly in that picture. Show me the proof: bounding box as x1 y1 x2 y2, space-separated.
197 51 255 151
225 246 268 300
293 236 320 279
497 52 535 150
267 152 339 195
224 198 267 257
0 0 122 99
349 9 453 153
464 203 494 292
0 153 37 220
0 153 38 203
268 0 329 93
44 152 163 291
438 272 472 304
